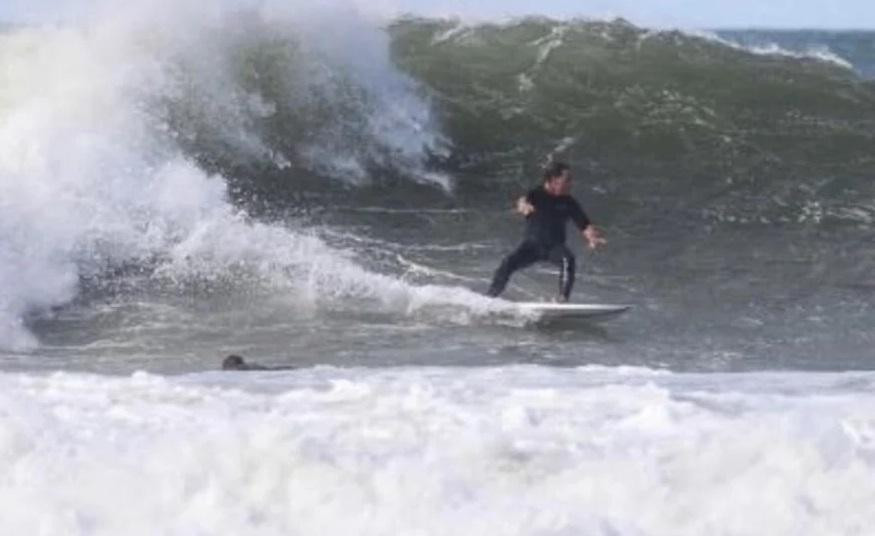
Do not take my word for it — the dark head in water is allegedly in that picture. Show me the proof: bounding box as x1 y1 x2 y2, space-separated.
222 354 246 369
221 354 289 371
221 354 266 370
543 161 572 196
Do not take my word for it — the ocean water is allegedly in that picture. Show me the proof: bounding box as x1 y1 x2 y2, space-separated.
1 2 874 534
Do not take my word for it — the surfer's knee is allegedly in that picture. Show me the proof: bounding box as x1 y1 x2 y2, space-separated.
556 249 575 272
565 253 576 272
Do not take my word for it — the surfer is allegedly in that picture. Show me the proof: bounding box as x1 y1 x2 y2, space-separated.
487 162 606 302
222 354 266 370
221 354 294 371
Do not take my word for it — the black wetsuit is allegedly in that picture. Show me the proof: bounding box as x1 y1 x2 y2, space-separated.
487 186 591 300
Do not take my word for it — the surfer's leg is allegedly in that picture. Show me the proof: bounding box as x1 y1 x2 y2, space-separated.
487 242 541 297
547 245 576 301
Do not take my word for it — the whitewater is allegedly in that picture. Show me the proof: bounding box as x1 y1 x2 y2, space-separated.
3 367 875 535
1 1 874 534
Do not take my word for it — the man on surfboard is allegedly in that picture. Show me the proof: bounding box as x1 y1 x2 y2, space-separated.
487 162 606 302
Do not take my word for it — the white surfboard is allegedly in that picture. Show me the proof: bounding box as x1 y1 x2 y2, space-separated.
515 302 632 320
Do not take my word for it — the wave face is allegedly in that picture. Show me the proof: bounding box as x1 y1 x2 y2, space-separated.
390 19 875 224
0 9 874 370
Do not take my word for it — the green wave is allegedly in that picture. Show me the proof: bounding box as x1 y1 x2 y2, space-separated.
390 18 875 225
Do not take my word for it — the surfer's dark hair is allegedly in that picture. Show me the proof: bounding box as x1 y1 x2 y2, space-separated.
543 162 570 181
223 354 246 370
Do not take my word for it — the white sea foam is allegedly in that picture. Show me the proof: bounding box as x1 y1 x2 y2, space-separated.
0 366 873 535
0 0 485 351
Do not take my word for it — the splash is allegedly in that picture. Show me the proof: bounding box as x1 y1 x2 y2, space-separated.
0 1 468 350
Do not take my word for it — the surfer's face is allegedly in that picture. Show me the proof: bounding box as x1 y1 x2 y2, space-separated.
547 171 572 195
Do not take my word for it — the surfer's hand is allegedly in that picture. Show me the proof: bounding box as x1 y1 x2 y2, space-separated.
583 226 607 250
516 197 535 216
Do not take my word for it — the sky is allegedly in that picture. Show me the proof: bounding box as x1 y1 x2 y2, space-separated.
2 0 874 29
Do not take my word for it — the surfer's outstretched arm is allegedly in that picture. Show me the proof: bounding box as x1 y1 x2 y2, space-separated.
516 196 535 216
582 226 607 250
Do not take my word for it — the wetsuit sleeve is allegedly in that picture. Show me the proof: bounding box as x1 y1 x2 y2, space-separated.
570 198 591 230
